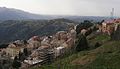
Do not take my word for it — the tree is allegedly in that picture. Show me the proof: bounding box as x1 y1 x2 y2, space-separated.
111 25 120 40
18 51 25 61
12 56 21 69
76 34 88 52
76 20 93 35
23 48 28 56
100 20 104 24
85 28 92 36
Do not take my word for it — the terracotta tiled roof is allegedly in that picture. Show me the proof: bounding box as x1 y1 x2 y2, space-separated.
30 36 40 41
103 18 120 25
104 18 120 25
114 18 120 23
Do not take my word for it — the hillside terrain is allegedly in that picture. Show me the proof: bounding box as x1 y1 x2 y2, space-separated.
32 33 120 69
0 18 75 44
0 7 52 20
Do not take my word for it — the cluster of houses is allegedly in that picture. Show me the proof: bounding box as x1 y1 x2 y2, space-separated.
0 18 119 68
1 18 119 68
98 18 120 35
0 23 77 68
0 20 108 68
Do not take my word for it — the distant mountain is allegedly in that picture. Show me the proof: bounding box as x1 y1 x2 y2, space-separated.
0 18 75 44
0 7 110 22
0 7 53 20
65 16 110 22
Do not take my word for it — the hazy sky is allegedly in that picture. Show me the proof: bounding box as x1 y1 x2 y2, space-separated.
0 0 119 16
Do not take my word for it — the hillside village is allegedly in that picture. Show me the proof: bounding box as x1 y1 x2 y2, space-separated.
0 18 120 69
0 23 78 69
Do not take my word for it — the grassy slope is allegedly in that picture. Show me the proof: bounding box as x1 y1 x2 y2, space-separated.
33 34 120 69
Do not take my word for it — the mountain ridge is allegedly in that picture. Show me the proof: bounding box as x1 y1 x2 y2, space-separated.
0 7 53 20
0 7 109 21
0 18 75 44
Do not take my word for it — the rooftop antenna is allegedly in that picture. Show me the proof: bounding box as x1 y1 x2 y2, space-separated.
110 8 114 19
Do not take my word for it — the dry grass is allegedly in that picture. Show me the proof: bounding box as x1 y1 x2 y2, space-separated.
71 54 96 65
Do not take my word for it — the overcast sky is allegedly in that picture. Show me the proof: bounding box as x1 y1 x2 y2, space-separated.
0 0 119 16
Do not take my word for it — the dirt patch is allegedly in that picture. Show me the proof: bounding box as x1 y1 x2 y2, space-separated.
71 54 96 65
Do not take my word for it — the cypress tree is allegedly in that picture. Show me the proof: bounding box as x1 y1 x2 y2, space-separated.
76 34 88 52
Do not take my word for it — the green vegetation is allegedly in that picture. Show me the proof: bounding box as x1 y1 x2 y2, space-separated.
32 34 120 69
76 34 88 52
84 41 120 69
76 20 93 34
88 34 110 49
12 56 21 69
0 19 74 44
